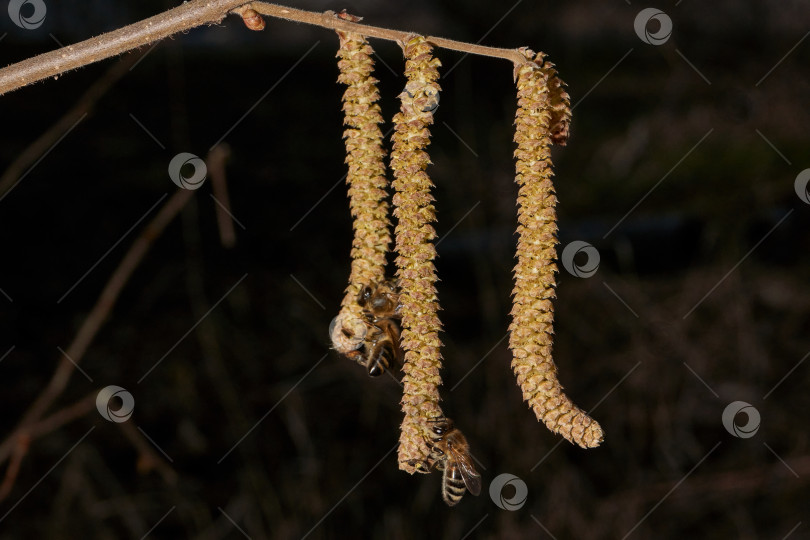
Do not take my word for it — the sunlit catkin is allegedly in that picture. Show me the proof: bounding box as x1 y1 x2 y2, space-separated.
509 49 604 449
389 36 446 473
330 31 391 356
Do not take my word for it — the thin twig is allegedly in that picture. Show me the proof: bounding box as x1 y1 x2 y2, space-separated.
207 144 237 248
248 2 528 63
27 393 96 441
0 434 29 503
0 393 95 503
0 189 195 466
0 1 530 96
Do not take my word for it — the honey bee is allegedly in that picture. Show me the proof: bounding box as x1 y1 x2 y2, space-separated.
426 417 482 506
330 279 403 377
355 279 402 376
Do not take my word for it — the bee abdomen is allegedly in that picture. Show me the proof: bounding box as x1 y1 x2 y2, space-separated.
441 465 467 506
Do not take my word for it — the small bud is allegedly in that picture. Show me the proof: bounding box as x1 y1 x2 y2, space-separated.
334 9 363 23
240 8 265 31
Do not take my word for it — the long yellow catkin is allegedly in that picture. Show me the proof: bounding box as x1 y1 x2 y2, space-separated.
390 36 446 473
331 31 391 355
509 49 604 449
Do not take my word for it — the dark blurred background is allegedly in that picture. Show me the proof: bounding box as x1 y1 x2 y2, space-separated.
0 1 808 538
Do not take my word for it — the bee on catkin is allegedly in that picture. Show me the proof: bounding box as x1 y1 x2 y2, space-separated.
329 30 396 375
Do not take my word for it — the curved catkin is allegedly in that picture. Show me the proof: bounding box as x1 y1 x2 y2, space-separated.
390 36 445 473
330 31 391 354
509 49 604 449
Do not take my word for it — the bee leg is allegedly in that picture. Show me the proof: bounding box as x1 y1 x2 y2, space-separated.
345 348 366 369
366 340 394 377
367 356 384 377
406 459 433 474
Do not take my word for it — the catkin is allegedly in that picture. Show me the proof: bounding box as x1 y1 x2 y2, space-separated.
390 36 446 473
330 31 391 356
509 49 603 449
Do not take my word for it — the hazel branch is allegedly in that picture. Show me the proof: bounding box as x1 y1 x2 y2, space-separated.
0 0 248 96
249 3 528 64
0 1 531 97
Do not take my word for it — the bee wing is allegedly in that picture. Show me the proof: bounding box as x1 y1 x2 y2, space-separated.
453 452 482 496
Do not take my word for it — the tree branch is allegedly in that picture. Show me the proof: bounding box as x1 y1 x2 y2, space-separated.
247 2 528 63
0 0 530 97
0 0 247 96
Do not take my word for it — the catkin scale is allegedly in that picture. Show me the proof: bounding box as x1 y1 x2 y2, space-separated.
509 49 603 449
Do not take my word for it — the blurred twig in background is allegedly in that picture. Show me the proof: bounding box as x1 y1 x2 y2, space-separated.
0 189 195 487
207 144 237 249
